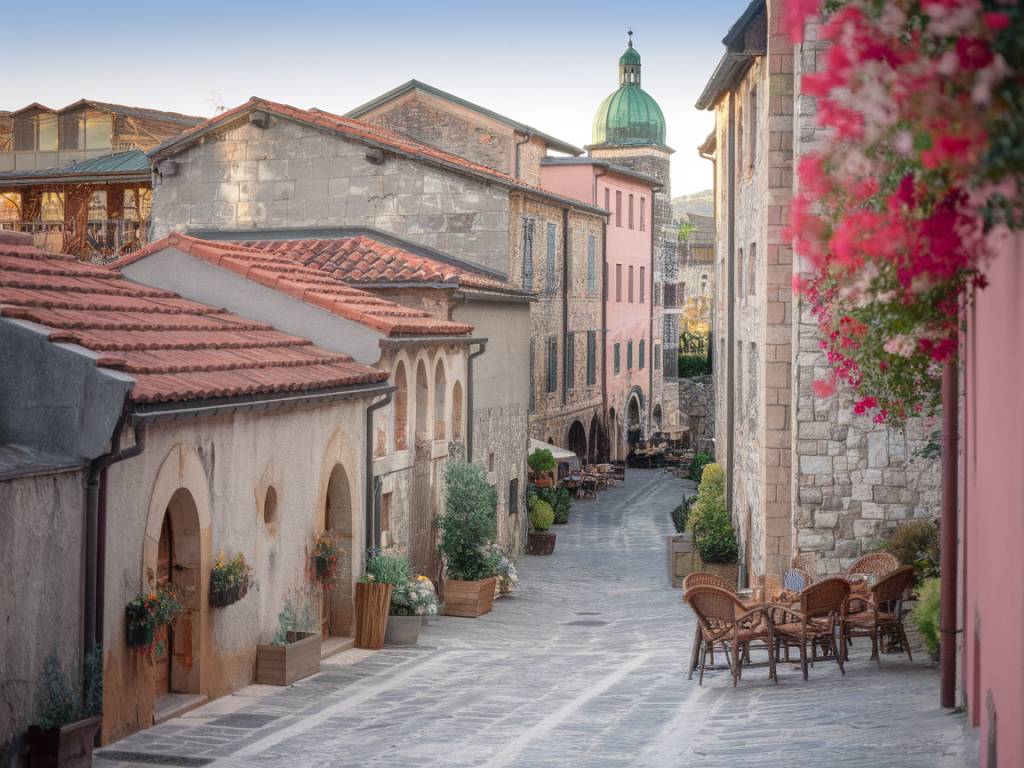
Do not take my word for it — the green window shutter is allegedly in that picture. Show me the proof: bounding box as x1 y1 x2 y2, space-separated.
565 332 575 391
614 343 621 374
587 235 596 294
627 340 633 369
639 339 646 369
546 223 557 293
522 218 534 290
547 336 558 393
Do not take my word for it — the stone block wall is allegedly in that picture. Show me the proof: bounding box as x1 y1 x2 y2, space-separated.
677 375 716 453
150 114 512 275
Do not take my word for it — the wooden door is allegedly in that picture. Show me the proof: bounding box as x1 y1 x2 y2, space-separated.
154 514 172 696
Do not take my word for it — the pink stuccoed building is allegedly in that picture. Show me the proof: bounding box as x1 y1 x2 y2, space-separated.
541 159 659 460
959 230 1024 767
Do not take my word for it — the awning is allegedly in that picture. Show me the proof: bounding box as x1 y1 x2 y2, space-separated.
529 438 580 467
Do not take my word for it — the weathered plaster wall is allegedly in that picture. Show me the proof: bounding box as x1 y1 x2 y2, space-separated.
0 469 85 766
150 114 512 274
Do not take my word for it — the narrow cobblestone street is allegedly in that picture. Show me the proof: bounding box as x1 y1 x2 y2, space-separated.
96 470 972 768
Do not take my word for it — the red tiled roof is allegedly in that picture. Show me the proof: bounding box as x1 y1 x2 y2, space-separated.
118 233 474 337
148 98 608 216
236 236 521 294
0 235 388 405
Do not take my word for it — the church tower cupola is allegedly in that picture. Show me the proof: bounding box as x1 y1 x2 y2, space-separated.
619 30 642 86
591 30 667 149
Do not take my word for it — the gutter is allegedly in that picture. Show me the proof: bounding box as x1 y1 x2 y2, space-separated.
365 391 394 553
466 340 488 462
648 206 655 434
940 357 960 708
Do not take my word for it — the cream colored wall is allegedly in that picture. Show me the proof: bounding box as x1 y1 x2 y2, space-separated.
101 396 368 743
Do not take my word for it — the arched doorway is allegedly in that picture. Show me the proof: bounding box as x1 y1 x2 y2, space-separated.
588 414 599 465
626 394 642 448
608 408 618 461
652 404 663 430
567 420 587 463
323 464 354 637
433 359 447 440
153 488 202 698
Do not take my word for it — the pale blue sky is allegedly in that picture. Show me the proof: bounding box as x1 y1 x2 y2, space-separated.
7 0 746 194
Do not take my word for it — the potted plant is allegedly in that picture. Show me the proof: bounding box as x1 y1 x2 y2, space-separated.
356 551 408 649
209 552 254 608
386 575 439 646
526 495 556 555
528 448 556 488
688 463 739 585
125 585 184 658
311 531 341 589
437 461 500 617
256 588 321 685
538 486 572 524
27 648 102 768
482 544 519 596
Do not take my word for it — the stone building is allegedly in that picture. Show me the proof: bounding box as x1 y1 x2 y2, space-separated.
146 97 606 466
346 79 584 186
1 233 399 742
696 0 940 580
586 34 674 439
677 212 715 341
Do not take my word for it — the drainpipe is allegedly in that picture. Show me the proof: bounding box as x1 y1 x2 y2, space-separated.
562 207 571 408
514 131 534 180
466 339 487 463
940 355 960 708
725 93 737 534
601 218 610 461
648 194 656 437
86 415 147 658
364 391 393 554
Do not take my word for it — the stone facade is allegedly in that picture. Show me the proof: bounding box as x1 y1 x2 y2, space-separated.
704 1 940 580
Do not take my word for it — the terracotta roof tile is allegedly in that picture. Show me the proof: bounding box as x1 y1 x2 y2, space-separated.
236 236 524 295
0 237 388 405
119 234 474 337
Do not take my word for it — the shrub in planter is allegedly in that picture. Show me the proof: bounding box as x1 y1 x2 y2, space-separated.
438 462 500 616
125 585 184 657
911 577 941 661
671 496 694 534
688 463 737 566
528 448 556 487
210 552 254 608
28 647 102 768
883 521 940 581
537 486 572 524
689 451 714 483
526 495 556 555
356 551 408 649
482 544 519 595
257 588 320 685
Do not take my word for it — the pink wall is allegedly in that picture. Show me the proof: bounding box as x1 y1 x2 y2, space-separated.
960 230 1024 767
540 164 654 459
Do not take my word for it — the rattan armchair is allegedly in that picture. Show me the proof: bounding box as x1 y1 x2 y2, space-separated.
843 565 916 666
846 552 899 580
685 585 776 686
683 572 738 675
770 577 851 680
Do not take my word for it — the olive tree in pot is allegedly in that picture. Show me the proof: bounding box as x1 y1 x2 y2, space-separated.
527 448 556 488
438 461 500 617
687 463 739 586
28 647 102 768
526 495 556 555
356 551 409 649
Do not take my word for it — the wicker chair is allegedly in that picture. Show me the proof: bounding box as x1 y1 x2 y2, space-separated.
685 585 776 686
683 572 738 675
771 577 851 680
782 567 813 592
846 552 899 580
843 565 916 666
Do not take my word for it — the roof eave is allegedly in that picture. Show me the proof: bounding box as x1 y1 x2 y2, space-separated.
694 53 756 111
0 171 150 189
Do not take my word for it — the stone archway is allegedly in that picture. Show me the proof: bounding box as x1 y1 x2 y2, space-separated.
652 404 663 431
434 358 447 441
626 393 642 448
324 464 354 637
415 359 430 443
588 414 600 465
608 408 618 461
567 420 587 463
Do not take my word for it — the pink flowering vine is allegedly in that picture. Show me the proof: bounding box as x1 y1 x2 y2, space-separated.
786 0 1022 425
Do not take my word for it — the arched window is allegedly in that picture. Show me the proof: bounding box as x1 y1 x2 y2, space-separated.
393 361 409 451
434 359 447 441
415 359 429 442
451 381 463 441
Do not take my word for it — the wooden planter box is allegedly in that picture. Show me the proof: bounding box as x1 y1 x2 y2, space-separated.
526 531 556 555
444 577 497 618
28 715 101 768
667 533 699 588
255 631 321 686
384 614 421 646
355 582 393 650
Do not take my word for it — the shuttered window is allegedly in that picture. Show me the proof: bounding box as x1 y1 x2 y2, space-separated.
586 331 597 385
587 235 597 294
522 218 535 290
639 339 646 369
565 332 575 391
546 222 557 293
614 343 621 374
627 340 634 370
547 336 558 393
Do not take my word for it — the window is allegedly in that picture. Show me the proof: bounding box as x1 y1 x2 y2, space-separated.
0 192 22 223
748 243 757 296
639 339 646 369
613 343 621 374
615 190 622 227
528 341 536 413
547 336 558 393
508 478 519 516
40 192 64 222
521 217 535 290
640 196 646 231
628 265 634 303
587 235 597 294
546 222 557 293
88 191 107 222
702 273 709 294
586 331 597 385
640 266 646 303
655 343 661 370
381 492 392 534
628 194 634 229
749 86 758 168
13 111 58 152
627 340 633 370
565 332 575 390
13 116 34 151
615 263 622 302
60 111 111 151
604 187 610 212
263 487 279 530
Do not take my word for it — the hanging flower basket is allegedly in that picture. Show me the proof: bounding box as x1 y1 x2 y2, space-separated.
125 585 184 657
312 531 342 589
209 552 254 608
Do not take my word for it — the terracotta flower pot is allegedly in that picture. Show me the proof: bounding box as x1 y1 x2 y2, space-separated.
28 715 101 768
355 582 393 649
444 577 497 618
526 531 556 555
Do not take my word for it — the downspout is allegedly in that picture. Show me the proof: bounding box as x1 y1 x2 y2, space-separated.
365 391 393 554
940 355 960 708
725 93 737 535
86 415 147 657
514 131 533 180
467 339 487 463
648 194 656 437
562 207 571 407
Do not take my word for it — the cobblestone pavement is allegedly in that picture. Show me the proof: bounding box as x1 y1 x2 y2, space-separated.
96 469 974 768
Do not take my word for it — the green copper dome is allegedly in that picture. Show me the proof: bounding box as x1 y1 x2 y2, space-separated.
592 36 666 147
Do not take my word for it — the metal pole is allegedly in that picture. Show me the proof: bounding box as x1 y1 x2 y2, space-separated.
940 356 959 709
